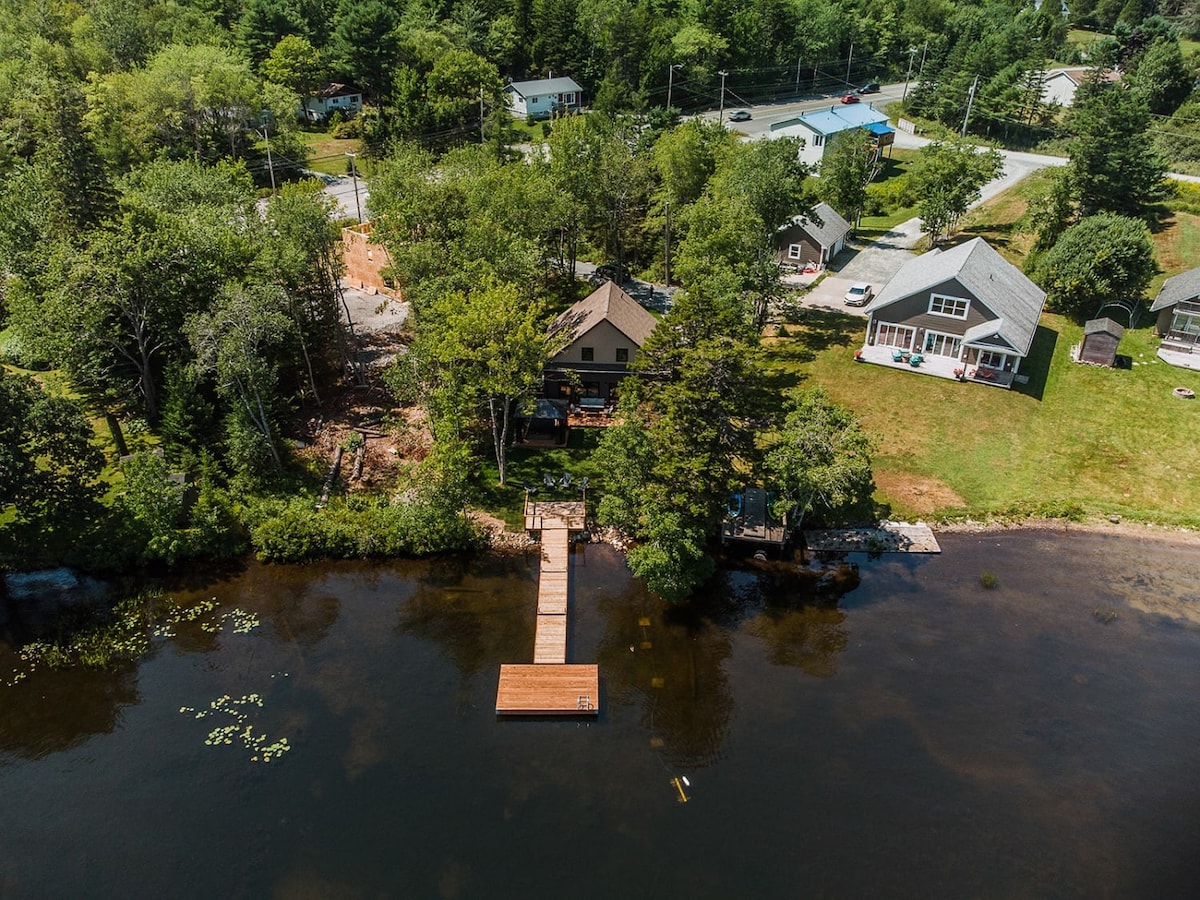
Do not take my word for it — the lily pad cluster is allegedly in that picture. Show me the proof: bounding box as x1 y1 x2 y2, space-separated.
7 596 261 688
180 692 291 763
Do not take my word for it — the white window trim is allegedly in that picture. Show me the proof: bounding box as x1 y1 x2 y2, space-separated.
788 244 803 260
978 349 1007 369
929 293 970 319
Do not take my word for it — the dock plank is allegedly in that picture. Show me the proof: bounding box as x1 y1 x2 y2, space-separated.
533 614 567 663
496 664 599 715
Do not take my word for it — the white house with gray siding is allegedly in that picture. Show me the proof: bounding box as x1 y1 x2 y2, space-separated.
505 77 583 120
861 238 1046 388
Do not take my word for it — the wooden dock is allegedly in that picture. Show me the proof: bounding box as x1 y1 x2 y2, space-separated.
495 664 599 714
496 499 599 716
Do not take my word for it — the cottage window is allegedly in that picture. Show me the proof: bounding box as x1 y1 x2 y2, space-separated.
581 347 594 361
531 96 540 105
978 350 1007 369
788 244 803 260
929 294 970 319
812 134 823 147
616 348 629 363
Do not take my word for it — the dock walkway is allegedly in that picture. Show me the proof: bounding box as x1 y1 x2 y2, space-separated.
496 500 599 715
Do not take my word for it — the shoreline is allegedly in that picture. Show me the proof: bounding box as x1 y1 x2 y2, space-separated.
930 515 1200 544
476 514 1200 556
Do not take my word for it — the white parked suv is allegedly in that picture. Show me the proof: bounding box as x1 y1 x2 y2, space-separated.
844 283 873 306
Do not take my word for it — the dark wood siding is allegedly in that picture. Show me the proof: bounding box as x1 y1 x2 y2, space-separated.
871 278 997 337
1079 331 1119 366
775 225 820 266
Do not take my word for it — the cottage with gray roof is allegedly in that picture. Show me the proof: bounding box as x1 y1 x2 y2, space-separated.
544 281 658 403
775 202 851 269
860 238 1047 388
1151 267 1200 366
505 76 583 120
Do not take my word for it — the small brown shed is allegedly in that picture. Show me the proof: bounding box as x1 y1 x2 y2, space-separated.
1078 317 1124 367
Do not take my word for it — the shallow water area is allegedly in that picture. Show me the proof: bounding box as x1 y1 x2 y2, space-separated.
2 531 1200 898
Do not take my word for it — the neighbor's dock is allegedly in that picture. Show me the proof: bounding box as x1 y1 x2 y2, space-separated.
495 499 599 715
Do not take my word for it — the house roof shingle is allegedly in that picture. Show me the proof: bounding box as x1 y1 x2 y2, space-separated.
549 281 657 350
780 201 851 249
506 77 583 98
866 238 1047 355
1084 317 1125 337
1151 267 1200 312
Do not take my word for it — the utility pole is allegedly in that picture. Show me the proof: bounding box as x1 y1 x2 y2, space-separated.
345 151 362 223
845 43 853 87
796 56 802 90
902 47 918 101
664 201 672 286
259 110 275 193
667 63 682 110
919 42 929 79
718 70 728 125
961 74 979 138
479 85 485 143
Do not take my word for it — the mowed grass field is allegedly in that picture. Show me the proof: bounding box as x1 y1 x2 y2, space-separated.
765 183 1200 527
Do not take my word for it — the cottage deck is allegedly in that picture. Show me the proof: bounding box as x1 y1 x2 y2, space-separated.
858 344 1015 388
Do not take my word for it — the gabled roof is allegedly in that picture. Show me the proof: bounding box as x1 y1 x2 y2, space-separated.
506 77 583 98
779 201 851 248
866 238 1046 355
770 104 888 137
1084 317 1125 338
1151 267 1200 311
549 281 657 349
1045 67 1121 86
311 82 362 98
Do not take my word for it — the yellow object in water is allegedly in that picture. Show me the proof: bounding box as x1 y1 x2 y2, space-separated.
671 777 689 803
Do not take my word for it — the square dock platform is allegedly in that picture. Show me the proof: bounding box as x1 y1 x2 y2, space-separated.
496 664 599 715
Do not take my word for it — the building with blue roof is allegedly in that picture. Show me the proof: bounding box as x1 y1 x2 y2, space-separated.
769 103 894 168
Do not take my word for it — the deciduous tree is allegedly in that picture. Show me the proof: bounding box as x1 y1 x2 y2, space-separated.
910 140 1003 246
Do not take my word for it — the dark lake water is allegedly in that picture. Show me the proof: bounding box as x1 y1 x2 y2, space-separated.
3 530 1200 899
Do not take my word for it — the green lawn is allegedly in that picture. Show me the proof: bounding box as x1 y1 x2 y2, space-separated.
297 131 363 175
475 428 608 529
764 309 1200 526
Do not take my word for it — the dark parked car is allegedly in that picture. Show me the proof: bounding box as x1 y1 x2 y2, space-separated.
728 109 752 122
857 82 881 94
593 263 631 283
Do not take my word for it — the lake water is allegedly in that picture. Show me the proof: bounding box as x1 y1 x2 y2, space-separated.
3 530 1200 899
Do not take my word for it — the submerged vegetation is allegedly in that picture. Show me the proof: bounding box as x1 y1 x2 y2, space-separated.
6 593 263 686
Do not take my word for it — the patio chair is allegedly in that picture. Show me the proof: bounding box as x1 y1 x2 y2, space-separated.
909 354 924 367
892 350 904 362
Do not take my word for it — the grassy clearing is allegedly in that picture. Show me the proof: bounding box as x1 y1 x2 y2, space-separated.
764 309 1200 526
856 149 920 238
297 131 363 175
474 428 607 529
